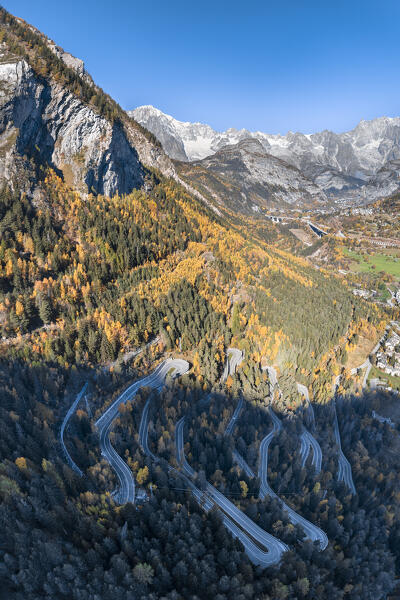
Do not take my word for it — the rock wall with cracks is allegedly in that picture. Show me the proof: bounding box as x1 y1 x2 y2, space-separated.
0 56 146 196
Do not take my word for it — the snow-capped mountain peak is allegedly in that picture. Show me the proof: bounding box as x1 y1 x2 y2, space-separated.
131 105 400 170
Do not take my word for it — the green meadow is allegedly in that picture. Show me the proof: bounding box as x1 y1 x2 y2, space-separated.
343 247 400 278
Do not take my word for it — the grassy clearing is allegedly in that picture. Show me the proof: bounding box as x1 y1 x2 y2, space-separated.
368 365 400 392
343 247 400 278
384 248 400 257
377 288 391 302
346 335 377 370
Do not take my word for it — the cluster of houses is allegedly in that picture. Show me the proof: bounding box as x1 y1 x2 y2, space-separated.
349 207 373 216
376 330 400 377
353 286 400 307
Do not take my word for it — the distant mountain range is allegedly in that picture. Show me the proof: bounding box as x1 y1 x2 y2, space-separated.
131 105 400 206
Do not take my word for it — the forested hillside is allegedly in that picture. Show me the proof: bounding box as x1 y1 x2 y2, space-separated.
0 5 383 381
0 171 382 384
1 355 399 599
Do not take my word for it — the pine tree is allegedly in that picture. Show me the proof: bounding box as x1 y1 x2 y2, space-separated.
38 295 52 324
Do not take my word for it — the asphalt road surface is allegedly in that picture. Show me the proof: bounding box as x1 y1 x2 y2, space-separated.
221 347 243 382
263 365 278 392
60 382 88 476
96 359 189 504
296 383 322 472
224 394 256 478
225 396 244 436
300 429 322 472
332 376 356 495
175 416 288 566
333 408 356 495
348 325 390 392
232 450 256 478
259 408 328 549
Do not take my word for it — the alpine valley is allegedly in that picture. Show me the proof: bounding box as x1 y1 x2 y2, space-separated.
0 7 400 600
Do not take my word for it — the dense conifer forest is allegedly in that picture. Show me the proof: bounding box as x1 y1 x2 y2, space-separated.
1 358 399 599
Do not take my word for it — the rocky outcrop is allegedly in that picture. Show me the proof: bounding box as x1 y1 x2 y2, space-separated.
0 53 147 196
359 159 400 202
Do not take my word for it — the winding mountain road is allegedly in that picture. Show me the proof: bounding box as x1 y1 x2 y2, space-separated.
296 383 322 472
263 365 278 393
221 347 243 382
222 353 255 475
109 335 161 370
258 408 328 549
232 450 256 478
258 408 282 501
175 416 195 477
332 327 388 494
300 429 322 472
347 326 390 392
142 407 214 511
225 396 244 436
60 382 88 476
333 408 356 495
139 398 157 461
175 416 288 566
224 391 256 478
96 358 189 504
332 376 356 495
350 359 372 388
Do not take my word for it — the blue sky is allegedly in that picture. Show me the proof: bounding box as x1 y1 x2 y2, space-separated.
4 0 400 133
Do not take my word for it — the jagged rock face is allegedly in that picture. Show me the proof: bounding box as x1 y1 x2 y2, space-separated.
179 138 326 213
311 166 364 195
129 106 188 162
0 55 144 196
46 42 88 81
360 159 400 202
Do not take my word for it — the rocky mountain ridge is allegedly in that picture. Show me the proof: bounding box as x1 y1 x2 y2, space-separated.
0 55 146 197
178 138 326 213
132 105 400 201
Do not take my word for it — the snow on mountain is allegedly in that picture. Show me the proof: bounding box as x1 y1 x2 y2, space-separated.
131 106 400 198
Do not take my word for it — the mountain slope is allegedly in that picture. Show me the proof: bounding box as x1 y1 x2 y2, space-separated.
0 8 385 379
360 158 400 201
0 55 145 196
129 105 189 161
0 9 382 376
177 138 326 213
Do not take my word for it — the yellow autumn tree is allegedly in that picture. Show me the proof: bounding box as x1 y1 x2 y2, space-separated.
137 466 149 485
239 480 248 498
15 300 24 316
15 457 27 470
